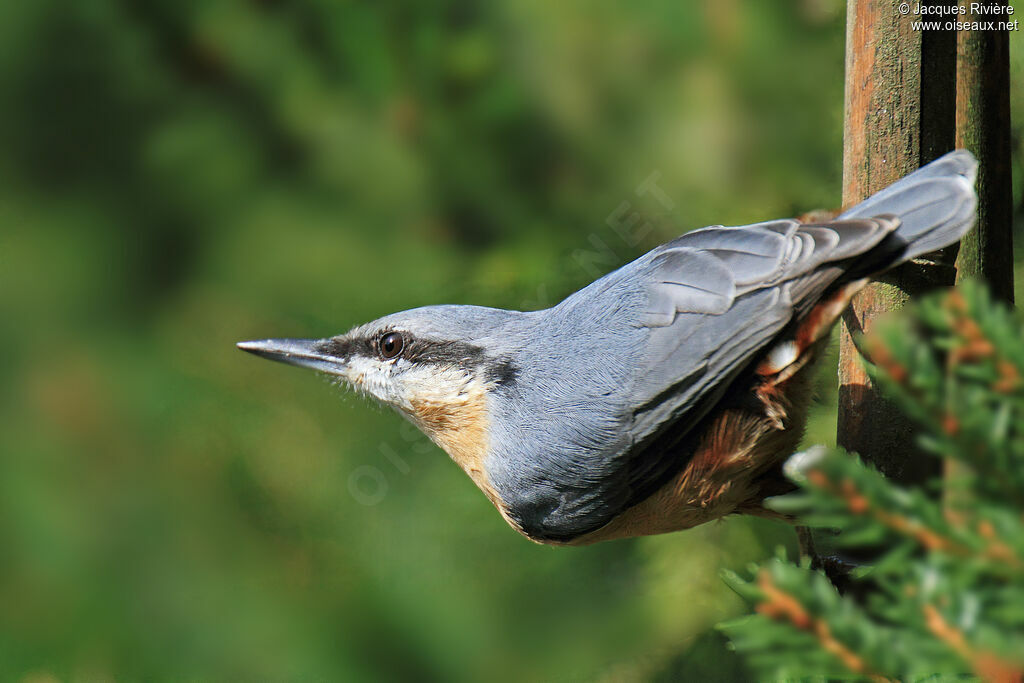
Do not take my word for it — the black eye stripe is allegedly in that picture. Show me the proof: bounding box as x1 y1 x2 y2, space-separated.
318 333 516 386
316 337 369 360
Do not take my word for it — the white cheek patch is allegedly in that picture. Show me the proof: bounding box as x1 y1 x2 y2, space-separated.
406 365 477 400
343 355 395 403
338 354 481 415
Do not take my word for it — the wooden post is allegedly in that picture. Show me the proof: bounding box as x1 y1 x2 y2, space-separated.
953 8 1015 301
945 11 1016 502
837 0 957 486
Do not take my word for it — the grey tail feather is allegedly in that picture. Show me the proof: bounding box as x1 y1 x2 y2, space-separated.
838 150 978 261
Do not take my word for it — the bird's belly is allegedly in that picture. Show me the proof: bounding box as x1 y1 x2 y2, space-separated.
565 351 820 545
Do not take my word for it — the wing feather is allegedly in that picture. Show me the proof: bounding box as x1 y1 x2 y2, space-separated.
620 216 899 501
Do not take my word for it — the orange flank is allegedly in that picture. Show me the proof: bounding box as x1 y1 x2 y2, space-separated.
757 279 868 378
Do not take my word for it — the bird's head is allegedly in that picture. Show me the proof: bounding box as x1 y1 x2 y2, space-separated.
238 305 526 504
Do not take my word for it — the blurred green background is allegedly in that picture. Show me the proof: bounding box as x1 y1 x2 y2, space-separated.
1 1 1022 681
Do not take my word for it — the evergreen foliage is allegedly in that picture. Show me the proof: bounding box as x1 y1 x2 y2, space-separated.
721 282 1024 681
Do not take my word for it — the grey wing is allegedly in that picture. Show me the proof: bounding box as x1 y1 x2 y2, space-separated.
617 216 899 502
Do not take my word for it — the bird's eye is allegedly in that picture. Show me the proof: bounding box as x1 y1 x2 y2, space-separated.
379 332 404 359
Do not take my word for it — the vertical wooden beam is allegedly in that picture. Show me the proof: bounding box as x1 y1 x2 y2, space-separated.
838 0 957 484
954 9 1015 302
945 8 1015 505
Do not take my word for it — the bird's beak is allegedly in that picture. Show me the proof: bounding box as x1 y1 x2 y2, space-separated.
236 338 347 376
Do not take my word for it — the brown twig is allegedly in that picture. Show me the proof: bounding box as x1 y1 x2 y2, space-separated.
755 570 892 682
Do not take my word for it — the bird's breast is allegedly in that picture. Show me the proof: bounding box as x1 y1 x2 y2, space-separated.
408 379 519 526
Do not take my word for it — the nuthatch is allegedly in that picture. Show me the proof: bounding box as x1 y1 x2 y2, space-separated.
239 151 977 545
